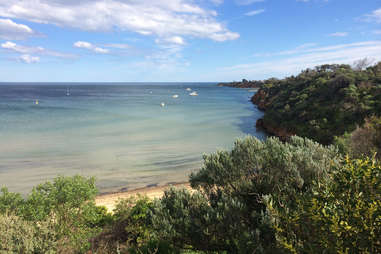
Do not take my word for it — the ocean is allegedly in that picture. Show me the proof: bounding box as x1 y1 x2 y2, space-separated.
0 83 265 194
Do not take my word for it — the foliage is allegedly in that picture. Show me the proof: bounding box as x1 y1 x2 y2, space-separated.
0 187 24 215
267 156 381 253
128 239 180 254
90 195 157 253
0 213 57 253
113 195 154 246
152 136 341 253
334 116 381 159
0 175 112 253
252 62 381 144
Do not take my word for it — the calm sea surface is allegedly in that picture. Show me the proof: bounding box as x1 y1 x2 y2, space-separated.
0 83 265 194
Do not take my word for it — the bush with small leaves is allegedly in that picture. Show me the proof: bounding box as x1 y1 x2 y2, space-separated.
152 136 341 253
267 156 381 253
0 175 112 253
0 214 57 253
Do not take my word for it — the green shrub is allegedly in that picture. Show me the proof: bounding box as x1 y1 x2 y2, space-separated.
113 195 154 246
0 175 112 253
90 195 156 253
267 156 381 253
0 214 57 253
152 136 341 253
0 187 24 215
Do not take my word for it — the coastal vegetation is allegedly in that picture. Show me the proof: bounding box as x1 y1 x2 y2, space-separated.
218 79 263 88
249 62 381 149
1 135 380 253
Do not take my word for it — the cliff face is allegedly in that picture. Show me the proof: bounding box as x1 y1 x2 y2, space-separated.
252 89 294 141
251 89 267 110
255 118 294 141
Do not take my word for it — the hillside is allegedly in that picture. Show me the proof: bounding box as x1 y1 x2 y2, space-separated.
218 79 264 88
251 63 381 144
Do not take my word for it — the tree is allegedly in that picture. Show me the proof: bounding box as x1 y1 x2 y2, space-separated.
353 57 374 71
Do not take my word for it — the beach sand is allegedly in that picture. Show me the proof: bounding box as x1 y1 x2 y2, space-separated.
95 182 192 212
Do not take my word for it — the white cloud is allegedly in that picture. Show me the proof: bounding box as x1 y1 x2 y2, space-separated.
0 18 36 40
94 47 109 54
245 9 265 16
218 41 381 80
73 41 109 54
364 8 381 23
253 42 317 57
19 54 39 63
155 36 185 45
329 32 348 37
0 0 239 42
73 41 92 50
1 41 76 59
104 43 130 49
1 41 43 54
236 0 265 5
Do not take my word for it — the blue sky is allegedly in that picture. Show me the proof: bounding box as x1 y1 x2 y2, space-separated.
0 0 381 82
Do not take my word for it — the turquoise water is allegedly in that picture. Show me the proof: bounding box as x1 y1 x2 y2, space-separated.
0 83 265 194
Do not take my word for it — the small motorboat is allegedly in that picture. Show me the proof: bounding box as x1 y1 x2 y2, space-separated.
189 91 198 96
66 88 70 96
186 88 191 91
172 94 179 98
160 102 165 107
35 100 39 105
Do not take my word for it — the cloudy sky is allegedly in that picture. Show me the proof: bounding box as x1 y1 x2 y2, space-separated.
0 0 380 82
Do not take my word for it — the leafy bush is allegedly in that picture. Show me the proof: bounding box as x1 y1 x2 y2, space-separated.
0 214 57 253
0 175 112 253
0 187 24 215
152 136 341 253
90 195 156 253
267 156 381 253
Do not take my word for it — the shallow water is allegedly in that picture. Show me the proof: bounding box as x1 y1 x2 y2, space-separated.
0 83 265 194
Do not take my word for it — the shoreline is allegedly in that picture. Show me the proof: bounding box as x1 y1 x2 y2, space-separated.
95 181 191 212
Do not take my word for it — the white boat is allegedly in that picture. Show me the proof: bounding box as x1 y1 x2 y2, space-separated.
189 91 198 96
172 94 179 98
35 100 39 105
160 102 165 107
186 88 192 91
66 88 70 96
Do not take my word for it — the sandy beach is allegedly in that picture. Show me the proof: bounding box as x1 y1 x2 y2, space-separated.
95 182 192 212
